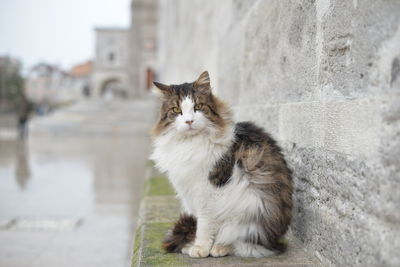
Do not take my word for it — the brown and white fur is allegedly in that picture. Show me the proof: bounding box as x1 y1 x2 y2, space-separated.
150 71 293 258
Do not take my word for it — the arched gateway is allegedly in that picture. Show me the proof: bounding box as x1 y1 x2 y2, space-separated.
100 78 127 100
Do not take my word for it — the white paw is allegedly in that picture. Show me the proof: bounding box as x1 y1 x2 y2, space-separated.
210 244 231 257
188 245 210 258
181 244 192 255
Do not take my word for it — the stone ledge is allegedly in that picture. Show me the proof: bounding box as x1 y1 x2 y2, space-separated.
131 167 324 267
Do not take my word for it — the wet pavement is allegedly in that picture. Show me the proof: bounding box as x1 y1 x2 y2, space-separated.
0 98 157 267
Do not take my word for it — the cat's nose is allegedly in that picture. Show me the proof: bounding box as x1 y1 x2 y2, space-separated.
185 120 194 125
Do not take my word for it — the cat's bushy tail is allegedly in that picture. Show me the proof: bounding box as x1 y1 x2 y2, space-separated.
163 214 196 253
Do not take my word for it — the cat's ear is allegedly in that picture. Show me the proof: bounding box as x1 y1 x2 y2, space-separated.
153 81 171 96
194 71 211 93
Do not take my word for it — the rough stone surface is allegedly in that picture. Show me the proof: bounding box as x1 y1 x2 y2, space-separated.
156 1 400 266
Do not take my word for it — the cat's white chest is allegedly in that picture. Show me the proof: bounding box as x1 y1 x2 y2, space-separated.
153 133 219 171
151 133 228 214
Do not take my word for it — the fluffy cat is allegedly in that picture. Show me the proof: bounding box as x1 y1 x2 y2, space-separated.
150 71 293 258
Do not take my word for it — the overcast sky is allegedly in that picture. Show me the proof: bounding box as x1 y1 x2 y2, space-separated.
0 0 130 71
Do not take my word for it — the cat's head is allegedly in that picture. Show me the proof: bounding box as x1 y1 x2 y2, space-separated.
152 71 232 138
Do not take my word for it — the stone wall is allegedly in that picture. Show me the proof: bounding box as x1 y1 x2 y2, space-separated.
156 0 400 266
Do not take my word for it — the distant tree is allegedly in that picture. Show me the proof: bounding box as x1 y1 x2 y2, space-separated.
0 57 25 110
7 70 25 105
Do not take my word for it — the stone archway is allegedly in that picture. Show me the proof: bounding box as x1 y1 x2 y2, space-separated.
100 78 127 100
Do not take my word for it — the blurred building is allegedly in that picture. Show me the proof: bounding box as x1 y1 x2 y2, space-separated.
70 61 93 98
91 28 130 99
25 63 66 105
25 62 88 107
91 0 158 99
129 0 158 97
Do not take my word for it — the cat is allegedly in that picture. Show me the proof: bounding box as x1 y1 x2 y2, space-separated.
150 71 293 258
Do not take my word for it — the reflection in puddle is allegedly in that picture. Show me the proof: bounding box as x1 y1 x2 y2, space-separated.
15 141 31 190
0 138 94 218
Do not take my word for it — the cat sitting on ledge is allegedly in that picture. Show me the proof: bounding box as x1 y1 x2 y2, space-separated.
150 71 293 258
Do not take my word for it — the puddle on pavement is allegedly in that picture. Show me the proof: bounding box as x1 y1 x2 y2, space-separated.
0 139 93 218
0 134 150 266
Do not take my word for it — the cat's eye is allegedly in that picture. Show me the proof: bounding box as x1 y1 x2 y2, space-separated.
172 107 182 114
194 103 203 111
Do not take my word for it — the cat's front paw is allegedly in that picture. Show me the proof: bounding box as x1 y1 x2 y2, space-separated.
210 244 231 257
188 245 210 258
181 243 193 255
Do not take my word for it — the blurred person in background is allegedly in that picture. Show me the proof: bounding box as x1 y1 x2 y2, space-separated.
16 92 33 140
